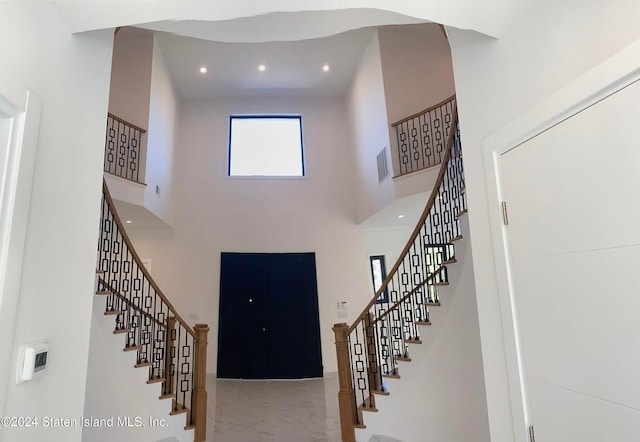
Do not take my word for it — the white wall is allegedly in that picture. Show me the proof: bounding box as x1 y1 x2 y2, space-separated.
363 227 412 269
0 3 113 442
127 96 372 375
378 24 456 181
83 292 193 442
108 27 152 185
447 0 640 440
144 38 179 226
108 27 153 131
345 32 395 223
346 26 455 224
379 24 455 127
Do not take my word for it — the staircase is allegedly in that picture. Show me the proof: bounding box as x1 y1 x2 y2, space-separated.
85 180 209 442
334 99 475 441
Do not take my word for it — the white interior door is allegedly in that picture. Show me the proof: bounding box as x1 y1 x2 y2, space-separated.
500 79 640 441
0 88 41 429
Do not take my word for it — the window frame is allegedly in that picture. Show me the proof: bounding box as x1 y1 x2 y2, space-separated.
369 255 389 304
227 114 306 178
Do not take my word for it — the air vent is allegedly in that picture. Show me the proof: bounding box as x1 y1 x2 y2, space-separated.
377 147 389 183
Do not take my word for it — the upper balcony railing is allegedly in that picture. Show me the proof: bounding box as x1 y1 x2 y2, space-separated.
104 113 146 183
391 96 456 177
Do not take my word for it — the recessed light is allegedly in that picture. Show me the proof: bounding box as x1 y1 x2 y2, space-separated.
398 215 405 219
322 64 330 72
126 220 132 224
199 67 207 74
258 64 266 72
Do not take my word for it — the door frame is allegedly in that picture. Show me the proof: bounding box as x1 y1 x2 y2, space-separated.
0 76 42 428
481 38 640 442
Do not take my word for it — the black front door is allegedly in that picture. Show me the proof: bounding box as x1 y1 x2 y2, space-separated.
217 252 323 379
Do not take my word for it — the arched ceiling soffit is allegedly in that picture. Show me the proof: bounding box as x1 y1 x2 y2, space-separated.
52 1 528 40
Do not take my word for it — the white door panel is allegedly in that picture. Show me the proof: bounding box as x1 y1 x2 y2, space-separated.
502 79 640 261
529 379 640 442
501 78 640 440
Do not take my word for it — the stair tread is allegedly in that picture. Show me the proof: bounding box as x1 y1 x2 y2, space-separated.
135 361 152 368
170 404 189 416
395 356 411 362
372 389 390 396
456 208 468 219
147 377 165 385
415 321 432 326
113 328 131 334
124 345 141 352
96 291 111 296
451 235 463 242
159 393 174 400
104 310 124 315
405 339 422 344
382 373 400 379
442 258 457 264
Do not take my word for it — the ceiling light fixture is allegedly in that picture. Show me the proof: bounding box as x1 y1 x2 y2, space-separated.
322 64 330 72
258 64 266 72
398 215 405 219
126 220 133 224
199 67 207 74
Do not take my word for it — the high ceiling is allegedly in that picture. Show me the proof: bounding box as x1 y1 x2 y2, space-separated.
155 27 374 100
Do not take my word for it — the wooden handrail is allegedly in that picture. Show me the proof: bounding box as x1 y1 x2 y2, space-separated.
104 171 147 187
390 95 456 127
107 112 147 133
347 108 459 335
102 180 195 338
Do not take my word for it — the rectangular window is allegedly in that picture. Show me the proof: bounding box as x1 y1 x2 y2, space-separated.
370 255 388 304
228 115 305 177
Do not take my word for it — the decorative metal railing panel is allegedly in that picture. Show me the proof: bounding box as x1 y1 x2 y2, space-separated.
97 181 208 441
104 113 146 183
392 96 456 177
334 103 465 439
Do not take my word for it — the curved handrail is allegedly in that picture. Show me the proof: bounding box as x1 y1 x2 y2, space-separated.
347 107 459 335
107 112 147 133
101 179 196 338
390 95 456 127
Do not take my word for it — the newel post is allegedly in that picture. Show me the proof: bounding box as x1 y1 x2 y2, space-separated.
193 323 209 442
333 322 356 442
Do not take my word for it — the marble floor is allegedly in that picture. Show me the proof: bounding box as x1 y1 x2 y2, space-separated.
205 373 342 442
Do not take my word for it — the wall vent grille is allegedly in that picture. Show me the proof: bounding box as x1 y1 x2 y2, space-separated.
377 147 389 183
